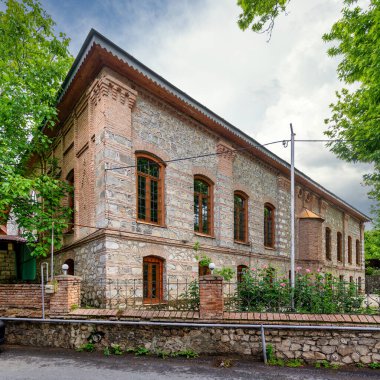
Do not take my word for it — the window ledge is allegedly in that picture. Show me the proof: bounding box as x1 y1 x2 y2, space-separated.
137 220 167 228
264 246 276 251
194 232 215 239
234 240 250 246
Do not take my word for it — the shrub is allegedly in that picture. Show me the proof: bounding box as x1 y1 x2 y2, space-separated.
235 267 364 314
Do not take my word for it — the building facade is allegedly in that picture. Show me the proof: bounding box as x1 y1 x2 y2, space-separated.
38 30 368 305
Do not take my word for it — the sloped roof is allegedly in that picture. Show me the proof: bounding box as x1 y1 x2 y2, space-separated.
298 208 324 220
56 29 370 222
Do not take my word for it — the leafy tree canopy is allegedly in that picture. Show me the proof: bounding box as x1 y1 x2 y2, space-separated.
365 229 380 261
237 0 290 36
323 0 380 226
0 0 73 256
237 0 380 225
364 229 380 274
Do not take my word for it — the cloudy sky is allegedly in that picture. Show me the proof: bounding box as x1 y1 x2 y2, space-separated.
40 0 374 222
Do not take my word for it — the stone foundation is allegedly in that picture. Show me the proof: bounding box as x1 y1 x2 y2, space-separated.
4 320 380 365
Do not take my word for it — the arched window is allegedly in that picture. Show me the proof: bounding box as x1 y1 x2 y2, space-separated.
234 192 248 243
194 176 213 235
143 256 164 304
264 203 275 248
337 232 343 262
348 236 352 264
349 276 354 284
64 259 74 276
356 239 360 265
339 275 344 282
325 227 332 260
66 170 75 231
136 154 165 225
358 276 362 292
237 265 248 283
198 263 211 276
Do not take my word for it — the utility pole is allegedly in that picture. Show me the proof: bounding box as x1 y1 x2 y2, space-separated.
51 222 54 281
290 124 295 309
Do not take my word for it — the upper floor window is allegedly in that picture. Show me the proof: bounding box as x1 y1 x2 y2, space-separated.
325 227 332 260
136 154 164 225
356 239 360 265
337 232 343 262
194 176 213 235
66 170 75 231
348 236 352 264
234 191 248 243
264 203 275 248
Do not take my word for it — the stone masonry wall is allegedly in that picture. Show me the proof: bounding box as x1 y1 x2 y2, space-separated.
4 321 380 365
50 66 365 292
0 250 16 282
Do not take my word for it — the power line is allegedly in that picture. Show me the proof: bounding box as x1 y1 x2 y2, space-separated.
105 137 379 172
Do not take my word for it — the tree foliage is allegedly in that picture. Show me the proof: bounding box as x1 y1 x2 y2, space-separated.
323 0 380 226
236 0 290 36
0 0 73 256
364 229 380 275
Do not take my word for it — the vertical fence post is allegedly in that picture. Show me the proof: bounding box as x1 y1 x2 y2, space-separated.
261 325 267 364
199 275 224 319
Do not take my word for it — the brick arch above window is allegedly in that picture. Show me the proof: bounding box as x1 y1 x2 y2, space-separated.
133 141 171 163
232 183 252 199
192 167 217 185
136 153 165 226
262 196 278 210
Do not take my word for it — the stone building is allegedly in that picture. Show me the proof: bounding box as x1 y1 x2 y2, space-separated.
38 30 368 305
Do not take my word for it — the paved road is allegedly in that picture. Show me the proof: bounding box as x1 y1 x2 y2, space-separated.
0 345 379 380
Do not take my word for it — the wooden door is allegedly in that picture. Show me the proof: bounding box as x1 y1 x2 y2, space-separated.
143 256 163 303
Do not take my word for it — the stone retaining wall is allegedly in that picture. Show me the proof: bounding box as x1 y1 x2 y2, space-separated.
4 320 380 365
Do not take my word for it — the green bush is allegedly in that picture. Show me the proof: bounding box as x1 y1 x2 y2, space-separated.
235 267 364 314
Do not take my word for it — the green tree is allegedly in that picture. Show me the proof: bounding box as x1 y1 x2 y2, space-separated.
323 1 380 226
364 229 380 274
237 0 380 224
236 0 290 36
0 0 73 256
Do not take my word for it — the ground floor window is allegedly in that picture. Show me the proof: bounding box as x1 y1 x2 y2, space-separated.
143 256 164 303
237 265 248 283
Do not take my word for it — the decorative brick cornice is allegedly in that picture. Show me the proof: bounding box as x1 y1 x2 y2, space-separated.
216 142 236 161
320 199 328 212
304 191 312 203
90 75 137 108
